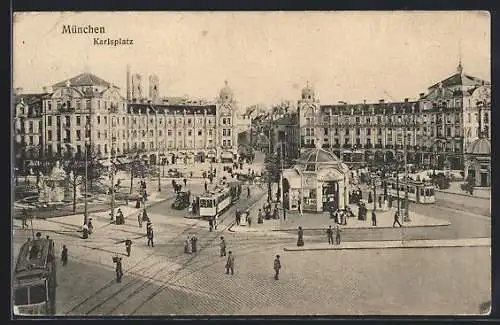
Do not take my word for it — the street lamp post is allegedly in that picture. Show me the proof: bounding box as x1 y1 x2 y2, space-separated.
84 122 90 225
109 137 116 222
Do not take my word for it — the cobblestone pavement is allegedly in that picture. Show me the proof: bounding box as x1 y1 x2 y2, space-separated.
13 193 490 316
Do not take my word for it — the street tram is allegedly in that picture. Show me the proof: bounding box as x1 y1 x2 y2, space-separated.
13 238 57 315
198 181 242 219
386 178 436 204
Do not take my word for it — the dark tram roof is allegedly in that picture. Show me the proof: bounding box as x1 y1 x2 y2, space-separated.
127 103 217 115
15 239 52 275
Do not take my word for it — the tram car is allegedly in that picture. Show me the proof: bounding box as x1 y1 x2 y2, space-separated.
386 178 436 204
13 238 57 315
198 181 242 219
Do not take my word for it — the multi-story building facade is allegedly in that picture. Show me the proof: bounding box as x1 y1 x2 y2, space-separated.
298 63 491 170
13 89 46 171
14 68 244 170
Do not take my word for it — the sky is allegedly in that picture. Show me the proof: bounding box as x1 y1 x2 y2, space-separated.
13 11 490 109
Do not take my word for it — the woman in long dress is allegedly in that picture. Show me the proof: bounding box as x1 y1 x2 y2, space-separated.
297 226 304 247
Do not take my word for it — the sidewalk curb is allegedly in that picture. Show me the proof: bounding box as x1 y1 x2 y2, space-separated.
272 222 451 232
435 189 490 200
283 240 491 251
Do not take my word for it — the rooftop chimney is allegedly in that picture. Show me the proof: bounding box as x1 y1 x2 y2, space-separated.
379 99 385 104
419 93 425 99
363 99 367 104
404 98 409 102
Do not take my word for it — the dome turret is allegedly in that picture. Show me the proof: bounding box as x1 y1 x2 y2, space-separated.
219 80 234 102
301 82 315 101
467 138 491 155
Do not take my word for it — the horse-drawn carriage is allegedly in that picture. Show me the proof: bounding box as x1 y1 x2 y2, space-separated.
172 191 191 210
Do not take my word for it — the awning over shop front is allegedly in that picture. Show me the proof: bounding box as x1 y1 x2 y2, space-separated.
283 169 302 188
98 159 112 167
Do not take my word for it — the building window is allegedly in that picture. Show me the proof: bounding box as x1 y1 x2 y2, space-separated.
446 128 451 137
198 130 202 136
97 131 101 139
367 128 371 135
187 118 192 125
149 130 154 137
178 131 182 136
208 129 213 136
188 130 192 136
76 130 81 141
167 130 172 136
355 117 360 124
227 139 231 146
150 142 154 149
47 130 52 141
104 116 108 125
345 129 349 135
324 128 328 136
47 116 52 126
159 130 163 137
104 144 108 154
65 116 70 126
97 116 101 124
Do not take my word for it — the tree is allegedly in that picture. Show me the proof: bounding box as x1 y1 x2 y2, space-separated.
126 151 148 194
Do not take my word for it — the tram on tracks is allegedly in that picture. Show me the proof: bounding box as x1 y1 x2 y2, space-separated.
386 178 436 204
13 238 57 315
198 180 242 219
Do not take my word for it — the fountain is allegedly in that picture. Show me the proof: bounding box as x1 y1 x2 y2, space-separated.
37 161 83 205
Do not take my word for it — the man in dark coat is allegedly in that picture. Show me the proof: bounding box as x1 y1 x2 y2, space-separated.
326 226 334 245
115 257 123 283
125 239 132 257
147 227 154 247
274 255 281 280
335 225 342 245
225 251 235 275
61 245 68 266
372 210 377 227
393 211 402 227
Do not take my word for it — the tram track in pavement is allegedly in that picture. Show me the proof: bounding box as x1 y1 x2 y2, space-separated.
63 220 200 315
110 190 266 315
71 188 266 315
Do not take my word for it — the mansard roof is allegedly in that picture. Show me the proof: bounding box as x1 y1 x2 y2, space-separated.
428 72 488 90
53 72 112 88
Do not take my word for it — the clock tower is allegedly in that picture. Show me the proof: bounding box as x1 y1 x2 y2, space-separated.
216 80 238 161
297 82 320 153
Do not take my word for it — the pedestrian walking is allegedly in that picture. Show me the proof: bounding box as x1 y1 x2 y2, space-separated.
393 211 402 227
274 255 281 280
326 226 334 245
335 225 342 245
61 245 68 266
21 208 29 229
235 209 241 226
185 235 192 254
298 200 303 216
183 178 187 187
204 180 208 192
257 209 264 224
371 210 377 227
225 251 235 275
125 239 132 257
138 212 143 228
191 234 198 252
214 215 219 230
247 186 251 198
209 218 214 232
87 218 94 235
147 227 154 247
297 226 304 247
220 236 227 257
82 223 89 239
114 256 123 283
247 214 252 227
